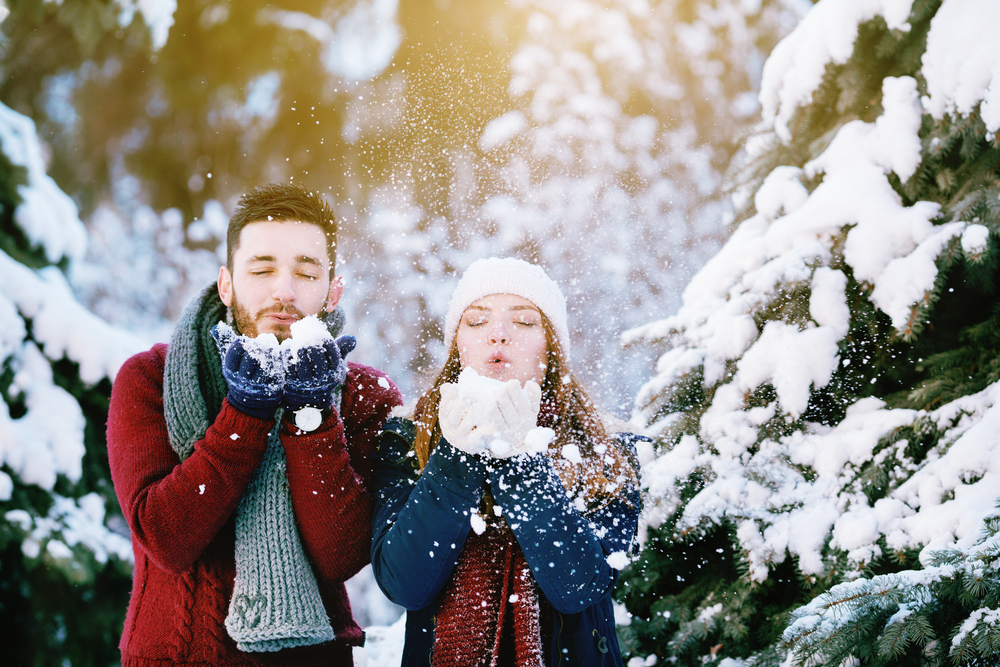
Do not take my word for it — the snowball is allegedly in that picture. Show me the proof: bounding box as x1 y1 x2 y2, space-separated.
490 439 512 457
606 550 630 570
523 427 555 454
286 315 333 354
470 511 487 535
561 444 583 464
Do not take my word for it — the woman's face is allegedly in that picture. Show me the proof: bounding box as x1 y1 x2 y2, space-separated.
455 294 549 385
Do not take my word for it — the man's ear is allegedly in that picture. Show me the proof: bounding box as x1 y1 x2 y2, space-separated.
218 266 233 307
324 275 344 312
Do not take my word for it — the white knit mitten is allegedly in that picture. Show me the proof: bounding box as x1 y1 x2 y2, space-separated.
438 369 553 458
488 379 542 458
439 381 487 455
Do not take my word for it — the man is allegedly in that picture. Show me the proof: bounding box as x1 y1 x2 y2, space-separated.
108 183 402 666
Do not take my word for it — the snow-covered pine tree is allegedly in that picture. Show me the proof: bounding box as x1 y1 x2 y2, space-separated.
619 0 1000 663
0 2 164 660
0 98 144 667
783 504 1000 666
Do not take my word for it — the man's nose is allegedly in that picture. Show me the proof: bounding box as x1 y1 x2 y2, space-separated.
272 273 296 302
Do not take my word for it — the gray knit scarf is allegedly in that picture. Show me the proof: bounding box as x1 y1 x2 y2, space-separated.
163 284 345 652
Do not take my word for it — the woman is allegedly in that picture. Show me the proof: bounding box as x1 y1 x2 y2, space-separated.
371 257 643 667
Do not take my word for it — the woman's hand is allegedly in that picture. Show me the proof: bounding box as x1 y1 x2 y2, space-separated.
490 380 544 457
438 374 550 457
438 382 486 454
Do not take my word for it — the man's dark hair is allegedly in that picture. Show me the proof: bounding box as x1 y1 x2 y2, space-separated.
227 182 338 277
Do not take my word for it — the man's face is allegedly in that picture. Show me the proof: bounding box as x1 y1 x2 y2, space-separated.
217 220 341 341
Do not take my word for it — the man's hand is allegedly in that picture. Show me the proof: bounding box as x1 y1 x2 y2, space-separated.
211 324 284 420
282 335 356 412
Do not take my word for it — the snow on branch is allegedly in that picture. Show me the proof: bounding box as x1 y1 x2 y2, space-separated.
627 70 998 582
0 102 87 264
759 0 916 141
921 0 1000 133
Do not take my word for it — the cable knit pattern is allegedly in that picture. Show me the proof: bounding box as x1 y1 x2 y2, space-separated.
204 569 229 662
108 335 402 666
171 570 197 662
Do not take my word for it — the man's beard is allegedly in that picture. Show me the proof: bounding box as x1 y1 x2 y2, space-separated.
230 287 319 342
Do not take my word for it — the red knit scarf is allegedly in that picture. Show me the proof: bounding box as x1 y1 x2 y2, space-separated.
432 522 544 667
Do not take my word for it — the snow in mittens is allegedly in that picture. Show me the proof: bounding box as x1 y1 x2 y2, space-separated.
284 314 334 362
442 368 552 457
215 316 336 376
624 0 1000 584
442 368 517 453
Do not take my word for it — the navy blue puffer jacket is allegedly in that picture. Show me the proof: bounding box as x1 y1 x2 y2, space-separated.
371 417 643 667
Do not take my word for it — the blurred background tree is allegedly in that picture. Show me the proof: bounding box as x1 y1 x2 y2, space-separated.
1 0 808 404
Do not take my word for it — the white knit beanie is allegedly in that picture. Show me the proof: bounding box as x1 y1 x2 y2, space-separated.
444 257 570 358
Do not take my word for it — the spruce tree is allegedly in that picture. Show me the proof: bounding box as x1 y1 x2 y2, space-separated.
0 4 158 665
0 99 144 667
619 0 1000 664
783 504 1000 666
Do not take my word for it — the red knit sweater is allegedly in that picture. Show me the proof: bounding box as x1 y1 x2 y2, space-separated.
107 344 402 667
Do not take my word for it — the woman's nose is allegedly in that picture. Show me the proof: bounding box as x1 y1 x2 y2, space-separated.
487 323 509 345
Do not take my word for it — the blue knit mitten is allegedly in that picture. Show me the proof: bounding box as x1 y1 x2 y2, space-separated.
282 335 356 411
211 324 284 420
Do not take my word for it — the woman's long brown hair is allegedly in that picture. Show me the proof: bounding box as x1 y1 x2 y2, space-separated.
412 313 637 508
